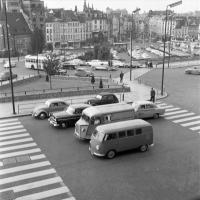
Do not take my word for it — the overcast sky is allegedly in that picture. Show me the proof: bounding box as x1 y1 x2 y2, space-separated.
43 0 199 13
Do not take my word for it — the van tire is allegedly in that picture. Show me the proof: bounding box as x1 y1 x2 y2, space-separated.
153 113 159 119
39 112 47 120
106 150 116 159
61 122 68 128
140 145 148 152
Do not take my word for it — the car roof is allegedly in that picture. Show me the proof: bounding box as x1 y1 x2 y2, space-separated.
70 103 90 109
46 99 67 104
96 119 152 133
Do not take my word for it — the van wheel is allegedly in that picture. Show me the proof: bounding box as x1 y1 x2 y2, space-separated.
153 113 159 119
61 122 68 128
140 145 148 152
39 112 47 120
106 150 116 159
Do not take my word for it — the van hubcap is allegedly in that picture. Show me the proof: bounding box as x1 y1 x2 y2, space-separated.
107 150 115 159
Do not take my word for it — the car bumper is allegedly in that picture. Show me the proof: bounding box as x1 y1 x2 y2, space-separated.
48 119 59 127
89 145 105 157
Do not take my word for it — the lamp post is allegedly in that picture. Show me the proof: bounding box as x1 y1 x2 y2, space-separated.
130 8 140 81
161 0 182 95
4 4 16 114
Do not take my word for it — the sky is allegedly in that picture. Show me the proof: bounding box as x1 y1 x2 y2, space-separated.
43 0 199 13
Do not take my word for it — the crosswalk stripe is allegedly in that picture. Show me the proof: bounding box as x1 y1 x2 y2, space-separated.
0 129 27 136
156 103 167 106
165 113 195 120
173 116 200 123
0 118 19 124
0 177 63 193
0 168 56 185
0 122 21 128
164 110 188 116
0 138 33 146
0 143 37 153
0 148 41 159
190 126 200 131
0 125 24 131
0 161 51 176
15 186 70 200
30 154 46 160
158 105 174 109
181 120 200 127
165 108 180 112
62 198 76 200
0 133 30 141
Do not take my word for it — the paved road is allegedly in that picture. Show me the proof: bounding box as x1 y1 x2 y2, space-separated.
0 100 200 200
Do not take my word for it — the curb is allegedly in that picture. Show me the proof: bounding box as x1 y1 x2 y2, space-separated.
0 113 32 120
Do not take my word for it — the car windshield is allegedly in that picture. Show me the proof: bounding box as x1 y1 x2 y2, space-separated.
81 113 90 122
93 130 104 142
95 95 102 100
66 106 75 114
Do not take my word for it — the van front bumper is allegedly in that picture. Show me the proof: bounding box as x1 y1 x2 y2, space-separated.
89 145 105 157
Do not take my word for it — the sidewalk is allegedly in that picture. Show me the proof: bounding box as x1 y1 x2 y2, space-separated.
0 68 167 119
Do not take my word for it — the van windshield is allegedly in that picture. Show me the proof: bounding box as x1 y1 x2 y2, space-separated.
81 113 90 122
93 131 104 142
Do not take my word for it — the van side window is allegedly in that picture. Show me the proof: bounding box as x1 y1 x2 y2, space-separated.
127 129 134 136
104 115 111 122
106 133 117 140
118 131 126 138
135 128 142 135
94 117 101 125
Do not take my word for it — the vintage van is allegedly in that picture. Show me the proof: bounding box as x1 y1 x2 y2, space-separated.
74 103 135 140
89 119 153 159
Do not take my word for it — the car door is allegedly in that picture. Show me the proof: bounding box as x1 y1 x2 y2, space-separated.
137 104 146 118
145 104 155 118
101 95 108 105
49 102 59 113
58 102 68 111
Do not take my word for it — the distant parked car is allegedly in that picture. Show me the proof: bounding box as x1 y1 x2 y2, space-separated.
86 93 119 106
32 99 69 119
0 71 17 81
3 61 16 68
48 103 90 128
75 68 93 77
59 62 76 70
185 66 200 75
131 100 165 119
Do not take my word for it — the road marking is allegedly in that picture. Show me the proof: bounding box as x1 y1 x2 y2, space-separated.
0 176 63 193
0 118 19 124
0 168 56 185
156 103 167 106
165 113 195 120
15 186 70 200
165 108 180 112
62 198 76 200
173 116 200 123
30 154 46 160
0 161 51 175
158 105 174 109
181 120 200 127
0 129 27 136
0 122 21 128
163 110 188 116
0 148 41 159
0 133 30 141
190 126 200 131
0 143 37 153
0 138 33 146
0 125 24 131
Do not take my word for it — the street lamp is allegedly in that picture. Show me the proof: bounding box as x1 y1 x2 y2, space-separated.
4 4 16 114
161 0 182 95
130 8 140 81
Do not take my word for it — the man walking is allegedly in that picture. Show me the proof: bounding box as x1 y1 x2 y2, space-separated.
120 71 124 83
150 88 156 103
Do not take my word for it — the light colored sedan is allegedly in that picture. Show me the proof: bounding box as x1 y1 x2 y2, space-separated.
131 100 165 119
32 99 69 119
185 66 200 75
4 61 16 68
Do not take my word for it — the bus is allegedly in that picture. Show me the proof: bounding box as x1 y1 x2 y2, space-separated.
25 55 48 70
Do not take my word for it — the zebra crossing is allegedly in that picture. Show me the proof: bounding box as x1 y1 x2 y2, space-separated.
156 101 200 134
0 118 76 200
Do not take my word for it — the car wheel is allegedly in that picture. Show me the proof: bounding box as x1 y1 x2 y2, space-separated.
61 122 68 128
39 112 47 120
140 145 148 152
153 113 159 119
106 150 116 159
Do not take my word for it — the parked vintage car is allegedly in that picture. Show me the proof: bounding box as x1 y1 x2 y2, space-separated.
86 92 119 106
185 66 200 75
0 71 17 81
3 61 17 68
48 103 90 128
74 68 93 77
131 100 165 119
32 99 69 119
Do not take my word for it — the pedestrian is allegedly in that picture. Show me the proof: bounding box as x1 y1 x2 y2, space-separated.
120 71 124 83
150 88 156 103
91 75 95 85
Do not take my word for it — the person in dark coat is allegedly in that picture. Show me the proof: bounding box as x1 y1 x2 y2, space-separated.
150 88 156 102
120 71 124 83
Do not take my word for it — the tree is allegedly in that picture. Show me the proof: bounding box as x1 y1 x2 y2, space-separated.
30 28 45 54
43 54 59 89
